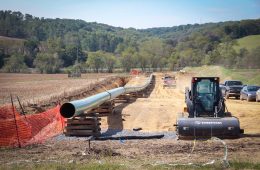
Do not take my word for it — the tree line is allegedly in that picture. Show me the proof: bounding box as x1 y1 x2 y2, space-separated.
0 10 260 73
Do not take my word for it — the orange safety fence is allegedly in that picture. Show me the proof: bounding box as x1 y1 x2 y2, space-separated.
0 105 65 148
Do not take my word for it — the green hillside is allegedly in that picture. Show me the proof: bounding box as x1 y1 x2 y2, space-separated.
234 35 260 52
184 65 260 85
1 10 260 73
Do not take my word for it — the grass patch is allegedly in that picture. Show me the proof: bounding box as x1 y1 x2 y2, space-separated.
184 65 260 85
0 162 126 170
222 68 260 85
233 35 260 52
229 161 260 170
143 161 260 170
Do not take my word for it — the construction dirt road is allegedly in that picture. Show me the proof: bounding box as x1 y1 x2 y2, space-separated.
101 73 184 132
102 72 260 134
1 73 260 169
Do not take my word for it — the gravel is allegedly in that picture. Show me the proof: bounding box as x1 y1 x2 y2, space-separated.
54 129 177 141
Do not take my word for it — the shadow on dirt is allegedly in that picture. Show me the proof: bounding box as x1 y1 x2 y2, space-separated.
102 99 137 136
241 133 260 138
102 76 156 136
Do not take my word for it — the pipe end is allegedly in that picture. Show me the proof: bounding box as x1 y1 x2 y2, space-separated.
60 103 76 118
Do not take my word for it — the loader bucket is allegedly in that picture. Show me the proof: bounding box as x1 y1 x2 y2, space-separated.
176 117 243 139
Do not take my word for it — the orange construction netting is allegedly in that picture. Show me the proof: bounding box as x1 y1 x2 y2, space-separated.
0 105 65 147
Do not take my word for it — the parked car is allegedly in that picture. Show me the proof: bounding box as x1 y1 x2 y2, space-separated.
163 76 176 88
256 89 260 102
240 85 260 101
221 80 244 99
219 84 225 97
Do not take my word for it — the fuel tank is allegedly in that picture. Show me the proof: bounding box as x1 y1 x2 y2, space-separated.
176 117 244 139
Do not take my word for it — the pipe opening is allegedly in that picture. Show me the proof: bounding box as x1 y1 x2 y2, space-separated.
60 103 76 118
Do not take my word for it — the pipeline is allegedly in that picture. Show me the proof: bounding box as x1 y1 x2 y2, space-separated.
60 74 154 118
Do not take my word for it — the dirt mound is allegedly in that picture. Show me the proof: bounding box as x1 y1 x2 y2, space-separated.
21 76 129 114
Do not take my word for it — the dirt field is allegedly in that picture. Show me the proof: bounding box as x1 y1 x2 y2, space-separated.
0 73 129 114
0 73 115 105
1 72 260 169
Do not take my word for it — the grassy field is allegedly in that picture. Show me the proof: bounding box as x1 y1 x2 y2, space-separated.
233 35 260 52
0 36 25 51
184 65 260 85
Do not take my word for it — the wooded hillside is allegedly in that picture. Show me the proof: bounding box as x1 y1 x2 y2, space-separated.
0 10 260 73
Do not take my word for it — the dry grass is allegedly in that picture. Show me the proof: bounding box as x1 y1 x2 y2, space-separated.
1 137 260 170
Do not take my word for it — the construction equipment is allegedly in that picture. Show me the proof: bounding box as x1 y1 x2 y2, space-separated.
175 77 244 139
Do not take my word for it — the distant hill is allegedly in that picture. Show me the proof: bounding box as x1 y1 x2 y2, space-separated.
234 35 260 52
0 10 260 72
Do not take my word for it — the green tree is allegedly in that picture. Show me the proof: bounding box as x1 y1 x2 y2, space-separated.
86 51 105 73
120 47 136 72
0 50 5 68
217 41 238 68
34 52 63 73
139 38 164 71
2 54 28 72
104 52 116 73
168 52 179 70
60 45 85 67
24 39 39 67
46 37 63 53
138 43 150 71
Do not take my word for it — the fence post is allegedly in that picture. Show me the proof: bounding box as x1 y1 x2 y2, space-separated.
10 94 21 148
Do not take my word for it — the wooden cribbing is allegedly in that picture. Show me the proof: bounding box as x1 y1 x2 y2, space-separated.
64 101 115 137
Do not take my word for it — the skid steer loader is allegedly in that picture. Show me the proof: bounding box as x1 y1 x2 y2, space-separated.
175 77 244 139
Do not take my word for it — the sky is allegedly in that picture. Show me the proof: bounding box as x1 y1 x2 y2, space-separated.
0 0 260 29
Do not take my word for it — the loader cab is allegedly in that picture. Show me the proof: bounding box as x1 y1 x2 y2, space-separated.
191 77 221 117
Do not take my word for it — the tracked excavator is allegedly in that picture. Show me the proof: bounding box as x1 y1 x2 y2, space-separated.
175 77 244 139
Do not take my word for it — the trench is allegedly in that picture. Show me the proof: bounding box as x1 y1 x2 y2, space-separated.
22 76 130 114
